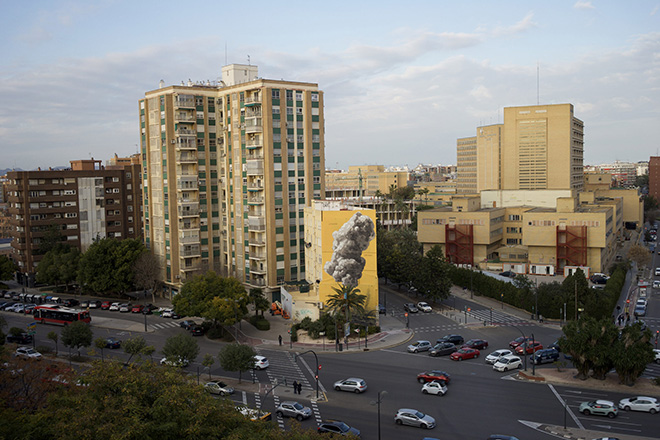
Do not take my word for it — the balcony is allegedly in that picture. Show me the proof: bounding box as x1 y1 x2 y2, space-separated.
174 138 196 150
176 152 197 164
179 230 200 244
247 151 264 160
174 96 195 108
249 251 266 261
245 117 262 134
244 95 262 106
249 237 266 247
250 263 267 274
176 128 196 136
248 217 266 231
248 195 264 205
174 113 195 123
177 178 198 191
178 221 197 231
246 159 264 176
180 245 201 258
178 204 200 217
247 183 264 191
246 139 262 149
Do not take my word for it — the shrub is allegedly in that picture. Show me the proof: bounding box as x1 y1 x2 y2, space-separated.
36 345 52 354
249 317 270 331
206 326 224 339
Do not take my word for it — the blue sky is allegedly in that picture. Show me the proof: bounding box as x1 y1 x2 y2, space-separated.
1 0 659 170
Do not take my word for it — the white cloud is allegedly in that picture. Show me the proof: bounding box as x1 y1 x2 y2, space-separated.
574 1 596 10
491 12 537 37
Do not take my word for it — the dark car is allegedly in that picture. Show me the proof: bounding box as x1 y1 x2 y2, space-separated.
499 271 516 278
317 420 361 437
416 370 451 385
462 339 488 350
190 325 204 336
88 300 102 309
142 304 157 315
403 303 418 313
7 332 33 344
63 299 80 307
532 348 559 365
378 304 386 314
170 311 182 319
436 334 464 346
180 320 196 330
428 342 457 357
105 337 122 349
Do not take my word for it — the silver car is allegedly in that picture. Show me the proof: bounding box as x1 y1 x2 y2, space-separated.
204 380 234 396
485 349 513 365
276 401 312 421
333 377 367 393
395 408 436 429
407 340 432 353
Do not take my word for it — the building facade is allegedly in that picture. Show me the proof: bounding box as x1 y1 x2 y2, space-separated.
324 165 408 199
648 157 660 202
6 159 142 285
140 64 325 295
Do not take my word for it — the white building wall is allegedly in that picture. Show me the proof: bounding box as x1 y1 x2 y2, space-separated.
78 177 106 251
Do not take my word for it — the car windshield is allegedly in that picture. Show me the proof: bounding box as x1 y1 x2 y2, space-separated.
293 402 303 410
414 411 425 419
336 422 349 432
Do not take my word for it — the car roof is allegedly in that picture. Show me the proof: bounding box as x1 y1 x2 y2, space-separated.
594 399 615 405
397 408 418 413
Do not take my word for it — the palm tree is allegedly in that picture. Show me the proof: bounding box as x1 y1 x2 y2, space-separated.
326 284 367 321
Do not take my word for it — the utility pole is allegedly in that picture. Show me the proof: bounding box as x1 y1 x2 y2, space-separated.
574 279 578 321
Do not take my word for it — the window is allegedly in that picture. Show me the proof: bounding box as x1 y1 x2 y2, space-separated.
65 212 77 218
272 89 280 99
286 107 293 115
296 107 303 115
286 90 293 100
296 92 303 101
272 106 280 114
311 93 319 102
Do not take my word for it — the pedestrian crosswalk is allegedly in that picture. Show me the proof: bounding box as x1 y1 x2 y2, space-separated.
150 321 181 330
467 307 531 325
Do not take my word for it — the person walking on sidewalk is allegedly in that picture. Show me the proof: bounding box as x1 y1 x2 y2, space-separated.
278 335 282 346
297 382 302 395
292 380 298 394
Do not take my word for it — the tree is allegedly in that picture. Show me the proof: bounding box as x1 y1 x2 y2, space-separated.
249 288 270 317
377 228 423 286
644 195 658 212
78 238 146 294
218 343 256 383
47 331 59 355
611 322 655 385
132 251 161 304
413 245 452 303
94 337 107 361
37 225 66 255
123 336 154 365
61 321 93 358
0 256 17 281
36 247 80 289
162 333 200 366
628 244 651 272
561 269 590 321
202 353 215 380
325 284 367 322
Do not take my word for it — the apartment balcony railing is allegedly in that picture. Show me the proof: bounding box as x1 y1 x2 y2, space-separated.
179 230 200 244
176 153 197 164
177 178 198 191
246 159 264 176
248 196 264 205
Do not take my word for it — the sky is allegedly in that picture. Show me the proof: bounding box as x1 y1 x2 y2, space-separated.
1 0 659 171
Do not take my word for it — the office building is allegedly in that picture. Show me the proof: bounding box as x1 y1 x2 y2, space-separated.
324 165 408 199
140 64 324 296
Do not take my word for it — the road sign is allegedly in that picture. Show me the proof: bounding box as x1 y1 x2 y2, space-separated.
27 322 36 330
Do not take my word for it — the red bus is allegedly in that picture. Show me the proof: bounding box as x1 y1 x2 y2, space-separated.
33 305 91 326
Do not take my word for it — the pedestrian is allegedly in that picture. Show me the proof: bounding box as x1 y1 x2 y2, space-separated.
278 335 283 346
292 380 298 394
297 382 302 395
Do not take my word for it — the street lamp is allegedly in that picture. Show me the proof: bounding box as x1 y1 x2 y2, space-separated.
295 350 320 399
510 324 528 371
370 391 387 440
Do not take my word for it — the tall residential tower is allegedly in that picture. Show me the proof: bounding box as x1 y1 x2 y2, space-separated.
140 64 325 296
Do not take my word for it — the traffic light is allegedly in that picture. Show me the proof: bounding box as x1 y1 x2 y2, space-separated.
626 299 630 304
318 364 322 371
467 308 471 312
404 312 408 318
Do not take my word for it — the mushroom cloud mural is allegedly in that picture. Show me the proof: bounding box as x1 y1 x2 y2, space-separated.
324 212 376 287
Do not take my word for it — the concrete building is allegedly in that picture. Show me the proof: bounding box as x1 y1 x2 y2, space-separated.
6 159 142 285
648 157 660 202
140 64 324 296
324 165 408 199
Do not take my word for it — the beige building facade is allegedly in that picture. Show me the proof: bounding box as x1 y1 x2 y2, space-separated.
325 165 408 199
140 64 324 295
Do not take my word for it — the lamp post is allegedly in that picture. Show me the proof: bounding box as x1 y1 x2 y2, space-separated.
531 332 536 376
510 324 528 371
295 350 320 399
319 331 325 351
370 391 387 440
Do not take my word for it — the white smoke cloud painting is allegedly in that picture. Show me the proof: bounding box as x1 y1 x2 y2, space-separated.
324 212 376 287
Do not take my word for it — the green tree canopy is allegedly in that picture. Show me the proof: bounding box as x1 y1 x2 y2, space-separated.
35 247 80 288
162 333 200 366
0 255 17 281
123 336 154 365
218 343 256 384
78 238 146 294
61 321 93 357
377 228 423 285
611 321 655 385
413 245 452 302
325 284 367 322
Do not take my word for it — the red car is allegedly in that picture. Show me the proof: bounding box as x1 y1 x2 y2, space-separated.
450 348 480 361
416 370 451 385
131 304 144 313
462 339 488 350
100 301 111 310
509 336 535 349
515 341 543 355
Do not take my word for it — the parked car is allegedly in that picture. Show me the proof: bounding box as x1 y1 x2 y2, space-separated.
407 340 432 353
462 338 488 350
654 349 660 364
394 408 436 429
515 341 543 355
450 348 480 361
509 336 534 349
7 332 33 344
653 280 660 289
23 305 35 314
180 320 196 330
485 349 513 365
170 310 182 319
421 380 447 396
579 400 617 418
15 347 42 360
417 302 432 313
493 355 523 372
333 377 367 393
403 303 418 313
499 271 516 278
88 300 102 309
100 301 112 310
655 267 660 276
618 396 659 413
160 308 173 318
190 325 204 336
105 337 121 349
142 304 157 314
436 334 464 346
428 342 457 357
253 355 269 370
80 300 89 308
108 302 120 311
417 370 451 385
531 348 559 365
131 304 144 313
204 380 234 396
634 304 646 317
63 299 79 307
119 303 132 313
317 420 361 437
276 401 312 421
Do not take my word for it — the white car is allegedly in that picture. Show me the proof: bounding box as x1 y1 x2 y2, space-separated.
108 302 120 311
654 349 660 364
417 302 432 313
119 303 131 312
15 347 42 361
618 396 660 414
407 340 433 353
655 267 660 276
493 355 522 372
161 308 173 318
485 349 513 365
253 355 269 370
653 280 660 289
421 381 447 396
637 299 648 308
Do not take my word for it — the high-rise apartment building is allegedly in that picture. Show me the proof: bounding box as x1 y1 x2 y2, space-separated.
6 159 142 285
140 64 324 295
649 157 660 202
456 104 584 193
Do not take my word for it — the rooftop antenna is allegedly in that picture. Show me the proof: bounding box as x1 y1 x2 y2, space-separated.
247 54 250 66
537 62 540 105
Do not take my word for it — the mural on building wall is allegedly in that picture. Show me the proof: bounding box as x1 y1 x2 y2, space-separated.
324 212 376 287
